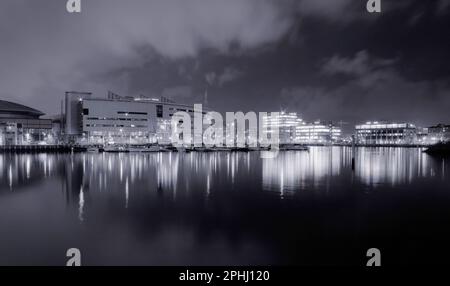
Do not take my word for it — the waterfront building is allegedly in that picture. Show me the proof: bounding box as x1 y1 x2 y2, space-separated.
64 91 208 145
414 127 430 145
260 113 343 145
261 112 302 144
355 121 417 145
0 100 52 145
295 121 342 144
427 124 450 143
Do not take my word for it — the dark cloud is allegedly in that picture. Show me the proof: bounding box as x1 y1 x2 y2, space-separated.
322 50 372 76
205 67 244 87
281 51 450 128
0 0 296 111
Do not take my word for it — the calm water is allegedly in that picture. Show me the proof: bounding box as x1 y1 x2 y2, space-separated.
0 147 449 265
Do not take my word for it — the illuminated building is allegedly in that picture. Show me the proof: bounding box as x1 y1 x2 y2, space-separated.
0 100 52 145
261 112 301 144
64 91 208 145
296 121 342 144
427 124 450 143
261 113 342 145
355 121 417 145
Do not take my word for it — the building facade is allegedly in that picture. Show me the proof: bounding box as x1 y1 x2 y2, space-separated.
296 121 342 144
0 100 52 145
261 112 302 144
355 122 417 145
64 91 207 145
427 124 450 143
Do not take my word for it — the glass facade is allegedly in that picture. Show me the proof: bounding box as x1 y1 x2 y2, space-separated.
355 122 417 145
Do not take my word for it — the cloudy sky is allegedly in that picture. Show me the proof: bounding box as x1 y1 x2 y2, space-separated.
0 0 449 130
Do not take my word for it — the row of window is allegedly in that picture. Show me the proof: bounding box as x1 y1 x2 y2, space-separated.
86 117 147 122
85 124 147 128
83 109 149 116
117 111 148 115
83 105 206 121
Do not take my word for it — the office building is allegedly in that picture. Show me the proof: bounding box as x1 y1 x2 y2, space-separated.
427 124 450 143
296 121 342 144
355 121 417 145
261 112 302 144
64 91 207 145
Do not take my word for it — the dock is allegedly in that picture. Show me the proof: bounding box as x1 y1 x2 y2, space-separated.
0 145 72 153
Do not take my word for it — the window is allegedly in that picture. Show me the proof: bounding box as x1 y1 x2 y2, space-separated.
157 105 163 118
117 111 148 115
83 108 89 115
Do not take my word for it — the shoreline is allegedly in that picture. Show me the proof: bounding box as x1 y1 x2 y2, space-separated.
0 143 432 154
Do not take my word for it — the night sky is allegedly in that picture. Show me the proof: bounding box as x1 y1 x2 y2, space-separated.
0 0 449 131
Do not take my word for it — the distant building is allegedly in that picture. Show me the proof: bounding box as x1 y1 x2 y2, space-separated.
427 124 450 143
415 127 429 145
0 100 52 145
261 112 302 144
64 91 208 145
260 113 343 145
355 121 417 145
296 121 342 144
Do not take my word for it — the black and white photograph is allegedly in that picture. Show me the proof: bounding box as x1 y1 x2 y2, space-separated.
0 0 450 277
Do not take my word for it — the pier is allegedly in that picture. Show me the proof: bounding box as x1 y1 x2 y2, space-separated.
0 145 72 153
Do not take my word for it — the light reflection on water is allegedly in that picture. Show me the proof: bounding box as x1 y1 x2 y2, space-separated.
0 147 449 265
262 147 351 193
355 147 435 186
0 147 448 196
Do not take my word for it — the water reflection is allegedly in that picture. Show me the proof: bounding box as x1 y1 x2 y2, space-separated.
1 148 448 198
262 147 449 191
262 147 352 193
0 148 449 265
355 147 437 186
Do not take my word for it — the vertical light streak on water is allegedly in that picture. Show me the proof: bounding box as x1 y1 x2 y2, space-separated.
125 177 129 209
120 157 123 183
443 158 446 181
227 153 230 178
82 154 86 179
280 167 284 198
8 164 13 190
206 173 211 197
71 152 74 172
235 153 239 177
48 155 53 175
0 155 3 181
108 155 112 173
130 155 136 183
78 186 84 222
231 153 235 185
99 173 103 191
43 155 48 178
26 156 30 179
172 154 178 200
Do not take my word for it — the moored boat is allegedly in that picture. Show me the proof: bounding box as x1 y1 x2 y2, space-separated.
279 144 309 151
103 145 128 153
87 147 99 153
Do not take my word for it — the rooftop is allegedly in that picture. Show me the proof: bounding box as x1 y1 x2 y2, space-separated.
0 100 45 117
